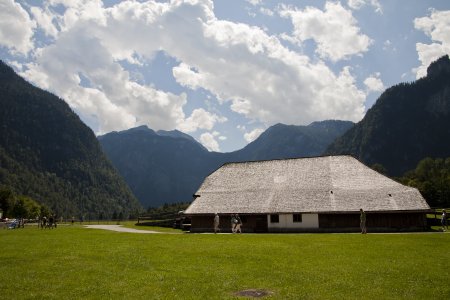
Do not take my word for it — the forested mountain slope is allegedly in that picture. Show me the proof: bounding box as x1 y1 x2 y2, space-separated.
0 61 142 218
326 55 450 176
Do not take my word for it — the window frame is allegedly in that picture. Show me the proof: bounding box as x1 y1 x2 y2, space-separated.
293 213 302 223
270 214 279 223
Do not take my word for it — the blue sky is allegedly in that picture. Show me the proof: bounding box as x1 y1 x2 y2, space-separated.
1 0 449 152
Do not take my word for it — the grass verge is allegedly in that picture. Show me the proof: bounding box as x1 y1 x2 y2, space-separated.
0 227 449 299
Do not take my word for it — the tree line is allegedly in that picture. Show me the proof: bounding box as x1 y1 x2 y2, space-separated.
142 202 191 220
0 185 51 219
398 157 450 208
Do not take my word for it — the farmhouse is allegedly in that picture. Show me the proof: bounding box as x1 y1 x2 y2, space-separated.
184 155 431 233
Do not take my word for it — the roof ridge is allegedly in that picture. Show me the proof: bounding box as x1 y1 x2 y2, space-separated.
221 154 356 166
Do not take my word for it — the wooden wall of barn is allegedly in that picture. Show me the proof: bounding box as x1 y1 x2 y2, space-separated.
190 214 268 233
189 212 427 233
319 212 427 232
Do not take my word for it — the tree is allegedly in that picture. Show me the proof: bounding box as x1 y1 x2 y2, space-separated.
0 185 15 217
11 196 27 218
371 163 387 175
40 204 52 218
399 157 450 207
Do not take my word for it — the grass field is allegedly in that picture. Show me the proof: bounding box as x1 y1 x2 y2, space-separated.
1 225 449 299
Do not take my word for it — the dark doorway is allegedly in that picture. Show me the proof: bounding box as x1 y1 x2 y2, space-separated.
255 215 268 233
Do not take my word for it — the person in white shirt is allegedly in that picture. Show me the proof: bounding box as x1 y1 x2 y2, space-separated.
213 213 220 233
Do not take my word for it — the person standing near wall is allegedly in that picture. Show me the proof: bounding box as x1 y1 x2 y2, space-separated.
360 208 367 234
213 213 220 233
231 214 237 233
235 214 242 233
442 209 448 231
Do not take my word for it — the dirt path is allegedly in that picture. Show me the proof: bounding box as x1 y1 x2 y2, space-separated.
84 224 164 234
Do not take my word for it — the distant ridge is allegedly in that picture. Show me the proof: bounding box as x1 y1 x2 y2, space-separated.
230 120 354 161
99 124 214 208
99 120 353 207
105 125 202 145
157 129 200 144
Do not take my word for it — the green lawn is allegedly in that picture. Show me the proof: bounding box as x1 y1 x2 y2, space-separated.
0 226 449 299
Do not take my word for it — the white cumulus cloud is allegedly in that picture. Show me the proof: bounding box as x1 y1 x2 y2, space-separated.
347 0 365 10
172 63 204 90
260 8 274 17
30 6 59 38
244 128 265 143
414 9 450 78
280 2 372 62
347 0 382 14
364 73 385 93
21 24 187 134
13 0 367 136
173 6 366 124
246 0 262 6
200 132 220 152
178 108 227 133
0 0 36 54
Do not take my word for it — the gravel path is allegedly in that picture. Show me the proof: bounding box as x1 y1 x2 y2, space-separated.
84 224 163 234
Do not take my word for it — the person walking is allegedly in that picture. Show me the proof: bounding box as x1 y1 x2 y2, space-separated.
230 214 237 233
235 214 242 233
49 215 54 229
442 209 448 231
41 216 47 229
213 213 220 233
360 208 367 234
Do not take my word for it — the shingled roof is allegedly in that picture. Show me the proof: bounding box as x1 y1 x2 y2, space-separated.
184 155 430 215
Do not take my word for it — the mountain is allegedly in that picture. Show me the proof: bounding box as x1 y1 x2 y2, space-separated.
0 60 142 218
230 120 354 161
98 126 221 208
156 129 201 145
325 55 450 176
99 120 353 207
